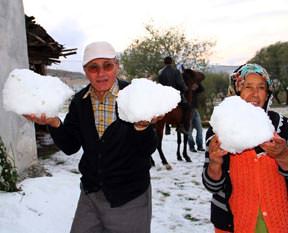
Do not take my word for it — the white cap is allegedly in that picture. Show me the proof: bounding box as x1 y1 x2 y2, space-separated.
82 41 116 66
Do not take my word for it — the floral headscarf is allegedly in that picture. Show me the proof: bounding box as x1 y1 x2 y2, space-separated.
229 64 272 95
228 63 273 111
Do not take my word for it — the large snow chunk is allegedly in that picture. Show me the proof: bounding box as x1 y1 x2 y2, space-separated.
2 69 74 117
209 96 274 153
117 78 181 123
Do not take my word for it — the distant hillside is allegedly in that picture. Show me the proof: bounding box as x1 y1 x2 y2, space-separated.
47 65 240 79
207 65 239 74
47 68 85 79
47 68 88 91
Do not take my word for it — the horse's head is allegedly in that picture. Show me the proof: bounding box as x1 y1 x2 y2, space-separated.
182 69 205 103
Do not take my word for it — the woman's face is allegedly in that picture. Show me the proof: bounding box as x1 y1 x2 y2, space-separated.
239 73 268 108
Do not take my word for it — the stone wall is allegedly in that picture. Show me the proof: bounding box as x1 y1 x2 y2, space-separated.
0 0 38 174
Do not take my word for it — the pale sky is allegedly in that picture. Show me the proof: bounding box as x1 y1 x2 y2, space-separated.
23 0 288 72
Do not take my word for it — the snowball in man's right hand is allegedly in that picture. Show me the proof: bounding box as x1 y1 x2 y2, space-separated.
2 69 74 117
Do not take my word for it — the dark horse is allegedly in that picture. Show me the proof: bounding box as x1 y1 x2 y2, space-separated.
152 69 201 170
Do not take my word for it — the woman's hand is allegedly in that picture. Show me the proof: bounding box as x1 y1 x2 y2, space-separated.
261 133 288 170
23 113 61 128
207 135 228 180
208 135 227 165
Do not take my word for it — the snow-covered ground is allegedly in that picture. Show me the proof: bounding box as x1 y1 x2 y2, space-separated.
0 129 213 233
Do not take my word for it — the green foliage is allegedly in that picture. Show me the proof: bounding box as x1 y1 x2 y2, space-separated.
249 41 288 103
120 24 214 80
200 72 229 120
0 137 18 192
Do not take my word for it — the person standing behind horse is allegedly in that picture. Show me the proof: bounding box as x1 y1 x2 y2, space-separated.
188 71 205 152
157 56 190 133
24 41 162 233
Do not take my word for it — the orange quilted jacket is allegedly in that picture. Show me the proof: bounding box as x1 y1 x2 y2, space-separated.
228 149 288 232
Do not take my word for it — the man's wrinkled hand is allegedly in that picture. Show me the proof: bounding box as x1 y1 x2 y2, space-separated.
134 115 164 131
23 113 61 128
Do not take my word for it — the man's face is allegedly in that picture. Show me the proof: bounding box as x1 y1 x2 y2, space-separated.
239 73 268 107
84 58 119 92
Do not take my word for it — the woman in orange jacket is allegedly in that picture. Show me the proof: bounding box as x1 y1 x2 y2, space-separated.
202 64 288 233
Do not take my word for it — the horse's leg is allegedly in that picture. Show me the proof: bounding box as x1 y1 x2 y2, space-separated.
154 120 172 170
182 133 192 162
177 131 183 161
150 155 155 167
157 140 168 165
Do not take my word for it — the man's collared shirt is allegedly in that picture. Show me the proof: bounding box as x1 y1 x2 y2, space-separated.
83 81 119 137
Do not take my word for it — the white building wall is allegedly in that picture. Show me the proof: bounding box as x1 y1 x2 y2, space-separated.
0 0 38 174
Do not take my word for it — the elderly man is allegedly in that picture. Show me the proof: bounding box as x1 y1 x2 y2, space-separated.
25 41 160 233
